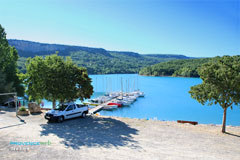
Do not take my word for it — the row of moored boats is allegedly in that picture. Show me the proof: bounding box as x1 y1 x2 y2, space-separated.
84 90 145 110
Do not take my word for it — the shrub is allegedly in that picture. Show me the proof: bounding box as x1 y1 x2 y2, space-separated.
19 106 26 111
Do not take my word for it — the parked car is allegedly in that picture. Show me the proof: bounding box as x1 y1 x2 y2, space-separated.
44 102 89 122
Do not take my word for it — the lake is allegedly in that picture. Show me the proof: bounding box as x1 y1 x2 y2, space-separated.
44 74 240 126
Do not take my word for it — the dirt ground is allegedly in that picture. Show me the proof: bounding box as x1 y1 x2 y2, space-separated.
0 108 240 160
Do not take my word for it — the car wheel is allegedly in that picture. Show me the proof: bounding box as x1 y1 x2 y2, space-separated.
82 112 86 118
57 116 64 123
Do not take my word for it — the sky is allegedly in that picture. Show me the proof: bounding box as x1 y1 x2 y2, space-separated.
0 0 239 57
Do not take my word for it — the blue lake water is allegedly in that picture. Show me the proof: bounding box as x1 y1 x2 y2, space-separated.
44 74 240 126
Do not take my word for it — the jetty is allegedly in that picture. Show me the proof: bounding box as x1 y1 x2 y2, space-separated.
88 90 144 114
88 96 121 114
88 102 108 114
88 75 145 115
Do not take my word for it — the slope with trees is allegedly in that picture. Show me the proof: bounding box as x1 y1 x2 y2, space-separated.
8 39 192 74
139 58 214 77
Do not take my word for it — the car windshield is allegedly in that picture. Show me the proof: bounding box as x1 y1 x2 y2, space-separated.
55 104 68 111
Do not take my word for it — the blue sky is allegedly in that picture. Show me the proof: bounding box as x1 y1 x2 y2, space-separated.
0 0 239 57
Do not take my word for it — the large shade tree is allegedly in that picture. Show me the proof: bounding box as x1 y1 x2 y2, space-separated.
23 54 93 108
189 56 240 133
0 24 24 103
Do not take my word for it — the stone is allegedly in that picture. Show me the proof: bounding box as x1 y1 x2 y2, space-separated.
28 102 42 113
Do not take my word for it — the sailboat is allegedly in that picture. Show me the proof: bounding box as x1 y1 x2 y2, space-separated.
102 104 118 110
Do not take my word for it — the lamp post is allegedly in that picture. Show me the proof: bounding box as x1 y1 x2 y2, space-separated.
14 95 18 116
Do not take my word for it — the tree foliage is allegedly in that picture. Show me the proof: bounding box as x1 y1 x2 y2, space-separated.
189 56 240 133
139 58 214 77
22 54 93 108
17 50 188 75
9 39 191 74
0 24 24 103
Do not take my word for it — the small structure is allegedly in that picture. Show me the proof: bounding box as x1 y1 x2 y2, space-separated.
3 98 15 107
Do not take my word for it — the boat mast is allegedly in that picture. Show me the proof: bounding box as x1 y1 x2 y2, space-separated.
106 77 108 94
125 79 127 95
134 77 135 91
103 77 104 93
96 77 98 92
128 78 130 93
110 77 112 93
121 77 123 98
137 76 139 90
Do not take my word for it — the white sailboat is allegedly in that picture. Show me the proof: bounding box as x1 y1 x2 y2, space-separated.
102 104 118 110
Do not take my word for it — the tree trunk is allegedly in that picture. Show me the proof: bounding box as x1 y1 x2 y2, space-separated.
222 107 227 133
52 100 56 109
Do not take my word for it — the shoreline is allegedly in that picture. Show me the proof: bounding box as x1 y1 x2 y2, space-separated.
139 74 200 78
88 73 200 79
3 106 238 127
43 108 240 127
98 114 240 127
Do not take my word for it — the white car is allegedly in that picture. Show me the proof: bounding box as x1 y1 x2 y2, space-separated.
45 102 89 122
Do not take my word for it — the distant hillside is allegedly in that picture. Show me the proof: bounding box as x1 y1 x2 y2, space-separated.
8 39 192 74
139 58 216 77
8 39 111 57
144 54 191 59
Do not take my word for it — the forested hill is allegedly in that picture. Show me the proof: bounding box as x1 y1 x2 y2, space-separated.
8 39 192 74
8 39 111 57
139 58 216 77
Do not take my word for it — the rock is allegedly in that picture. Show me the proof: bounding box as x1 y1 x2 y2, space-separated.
28 102 42 113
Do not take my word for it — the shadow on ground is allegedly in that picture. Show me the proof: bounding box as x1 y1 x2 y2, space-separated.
0 123 25 130
225 132 240 138
0 115 26 130
30 112 42 115
0 107 16 113
40 116 139 149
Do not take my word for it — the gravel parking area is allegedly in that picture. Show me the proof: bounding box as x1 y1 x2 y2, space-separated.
0 108 240 160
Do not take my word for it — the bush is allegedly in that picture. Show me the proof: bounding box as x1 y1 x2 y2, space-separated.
19 106 26 111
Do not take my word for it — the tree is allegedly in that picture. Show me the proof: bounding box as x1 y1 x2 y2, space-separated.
0 24 24 104
189 56 240 133
0 71 14 103
23 54 93 108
